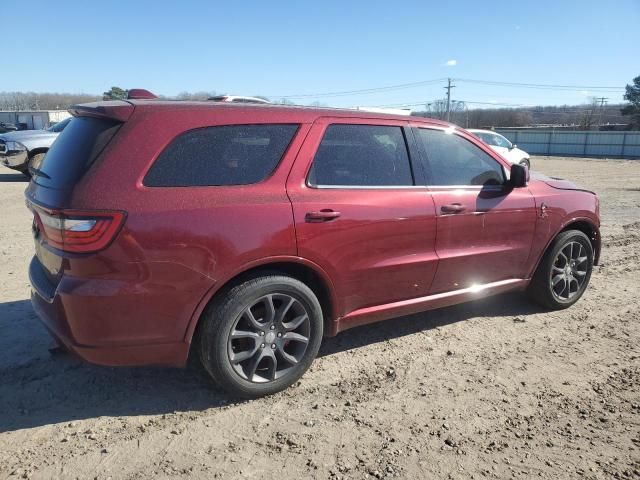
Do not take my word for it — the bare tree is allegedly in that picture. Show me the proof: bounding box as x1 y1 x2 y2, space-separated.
577 98 599 130
0 91 101 110
423 99 448 120
173 91 217 101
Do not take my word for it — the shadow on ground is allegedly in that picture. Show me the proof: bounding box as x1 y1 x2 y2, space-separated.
0 293 543 432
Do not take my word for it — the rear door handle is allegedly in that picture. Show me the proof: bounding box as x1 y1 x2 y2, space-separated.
441 203 466 214
305 209 341 223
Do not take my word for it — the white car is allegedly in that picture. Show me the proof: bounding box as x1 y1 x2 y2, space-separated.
208 95 271 104
468 129 530 169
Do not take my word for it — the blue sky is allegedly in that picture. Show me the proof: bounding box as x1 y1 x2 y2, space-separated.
2 0 638 108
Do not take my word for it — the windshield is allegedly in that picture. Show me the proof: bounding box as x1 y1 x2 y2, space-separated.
47 118 71 133
474 131 512 149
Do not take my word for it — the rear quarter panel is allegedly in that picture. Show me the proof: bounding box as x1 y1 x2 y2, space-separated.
60 107 312 344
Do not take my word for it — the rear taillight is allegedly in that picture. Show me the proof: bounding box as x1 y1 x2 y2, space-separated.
29 203 125 253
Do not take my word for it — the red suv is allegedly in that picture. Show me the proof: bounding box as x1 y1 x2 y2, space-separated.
26 100 600 398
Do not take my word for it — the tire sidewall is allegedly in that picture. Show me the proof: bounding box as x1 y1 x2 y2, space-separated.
28 152 45 167
201 276 323 398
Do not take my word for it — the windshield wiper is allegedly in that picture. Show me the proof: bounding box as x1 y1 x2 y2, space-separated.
28 166 51 179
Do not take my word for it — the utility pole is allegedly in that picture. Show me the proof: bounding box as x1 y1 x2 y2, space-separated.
596 96 608 128
445 78 455 122
463 102 469 128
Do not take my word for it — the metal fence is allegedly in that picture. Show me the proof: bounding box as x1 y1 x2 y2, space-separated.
494 129 640 159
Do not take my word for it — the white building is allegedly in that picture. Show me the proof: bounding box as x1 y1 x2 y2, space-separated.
0 110 71 129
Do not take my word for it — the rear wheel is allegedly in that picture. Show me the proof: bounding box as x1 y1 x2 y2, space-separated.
528 230 593 309
199 275 323 398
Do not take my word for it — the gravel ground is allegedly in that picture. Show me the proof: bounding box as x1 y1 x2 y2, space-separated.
0 156 638 480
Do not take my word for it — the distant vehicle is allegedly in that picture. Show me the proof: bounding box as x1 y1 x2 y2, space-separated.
468 129 531 169
0 122 18 133
26 99 599 398
208 95 272 104
0 118 71 177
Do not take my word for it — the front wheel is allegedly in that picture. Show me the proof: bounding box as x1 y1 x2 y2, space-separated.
519 158 531 169
528 230 593 309
199 275 323 398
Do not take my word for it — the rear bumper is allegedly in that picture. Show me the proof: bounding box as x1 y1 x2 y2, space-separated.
28 256 191 367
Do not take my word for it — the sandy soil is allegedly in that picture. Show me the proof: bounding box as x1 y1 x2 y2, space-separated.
0 157 638 480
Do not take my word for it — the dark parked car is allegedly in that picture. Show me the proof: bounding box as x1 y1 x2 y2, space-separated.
26 100 600 398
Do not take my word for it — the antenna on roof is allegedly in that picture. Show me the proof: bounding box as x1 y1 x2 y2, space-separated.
127 89 158 100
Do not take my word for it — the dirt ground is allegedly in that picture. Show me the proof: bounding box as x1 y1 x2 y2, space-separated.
0 156 638 480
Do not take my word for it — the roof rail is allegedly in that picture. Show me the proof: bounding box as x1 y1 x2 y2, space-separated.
127 89 158 100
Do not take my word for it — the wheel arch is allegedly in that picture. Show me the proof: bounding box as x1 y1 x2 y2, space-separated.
184 257 339 356
559 219 600 266
530 217 601 279
28 147 48 158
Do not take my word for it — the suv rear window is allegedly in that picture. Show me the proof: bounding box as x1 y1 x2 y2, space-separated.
33 116 121 188
144 124 299 187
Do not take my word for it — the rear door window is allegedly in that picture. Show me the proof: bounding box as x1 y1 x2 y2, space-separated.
307 124 414 187
144 124 299 187
415 128 505 186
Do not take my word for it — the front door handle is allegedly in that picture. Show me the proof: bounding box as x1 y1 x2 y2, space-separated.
441 203 466 214
305 209 341 223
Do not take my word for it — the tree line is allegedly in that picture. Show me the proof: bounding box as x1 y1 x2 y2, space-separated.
415 101 631 130
2 75 639 129
0 92 101 110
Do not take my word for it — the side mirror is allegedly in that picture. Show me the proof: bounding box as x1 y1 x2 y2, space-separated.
509 143 517 150
510 163 528 188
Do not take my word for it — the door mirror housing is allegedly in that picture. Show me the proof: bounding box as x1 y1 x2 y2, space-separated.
510 163 528 188
509 143 517 150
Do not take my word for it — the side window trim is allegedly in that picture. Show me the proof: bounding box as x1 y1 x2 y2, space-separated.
412 126 507 188
403 125 426 186
306 123 418 189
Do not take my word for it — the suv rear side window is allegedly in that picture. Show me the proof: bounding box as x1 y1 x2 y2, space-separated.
308 124 414 187
144 124 299 187
416 128 505 186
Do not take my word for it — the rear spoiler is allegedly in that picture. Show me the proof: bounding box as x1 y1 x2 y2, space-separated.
68 101 134 122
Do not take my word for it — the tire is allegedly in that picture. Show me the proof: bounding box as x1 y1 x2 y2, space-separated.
519 158 531 169
528 229 593 309
28 152 46 171
198 275 323 398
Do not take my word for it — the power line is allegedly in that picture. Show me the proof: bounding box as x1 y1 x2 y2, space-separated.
270 78 447 99
268 77 625 100
455 78 624 91
363 99 529 108
361 99 625 117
